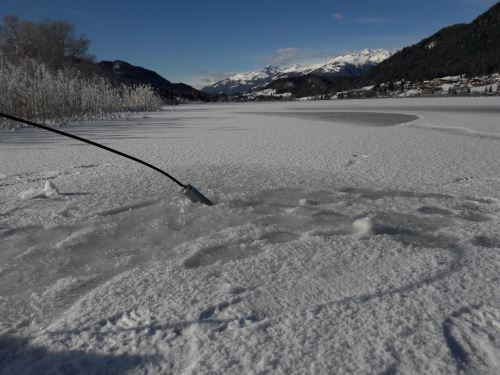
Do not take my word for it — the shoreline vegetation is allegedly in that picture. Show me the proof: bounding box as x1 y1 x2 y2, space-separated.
0 58 163 129
0 15 163 129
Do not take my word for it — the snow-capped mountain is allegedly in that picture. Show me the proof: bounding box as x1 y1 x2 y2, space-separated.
202 49 394 95
202 66 283 95
283 49 394 77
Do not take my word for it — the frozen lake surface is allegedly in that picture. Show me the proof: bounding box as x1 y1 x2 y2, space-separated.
242 111 420 126
1 98 499 374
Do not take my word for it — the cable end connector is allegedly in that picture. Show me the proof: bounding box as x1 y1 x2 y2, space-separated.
182 184 214 206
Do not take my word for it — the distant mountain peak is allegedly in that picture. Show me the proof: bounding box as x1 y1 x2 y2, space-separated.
202 48 395 95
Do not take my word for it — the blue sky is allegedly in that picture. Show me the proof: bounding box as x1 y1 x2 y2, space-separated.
1 0 498 87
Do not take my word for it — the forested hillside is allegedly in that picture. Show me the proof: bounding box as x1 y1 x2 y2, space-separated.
365 2 500 83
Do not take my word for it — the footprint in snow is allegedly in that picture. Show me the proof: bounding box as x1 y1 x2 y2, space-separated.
454 176 476 183
443 305 500 372
471 235 500 248
345 154 368 168
74 164 98 169
182 229 299 269
417 206 454 216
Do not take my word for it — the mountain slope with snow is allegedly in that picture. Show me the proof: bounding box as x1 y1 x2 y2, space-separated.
280 49 394 78
202 66 283 95
202 49 394 95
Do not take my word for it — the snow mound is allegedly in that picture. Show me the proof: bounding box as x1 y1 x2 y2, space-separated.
44 181 59 197
19 188 45 200
19 181 60 199
298 198 320 206
352 216 372 237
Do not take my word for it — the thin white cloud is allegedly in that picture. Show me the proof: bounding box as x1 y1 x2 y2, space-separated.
332 12 344 20
258 47 305 66
259 47 342 67
189 70 235 88
197 70 234 81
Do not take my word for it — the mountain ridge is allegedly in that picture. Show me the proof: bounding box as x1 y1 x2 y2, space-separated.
202 49 394 95
97 60 210 101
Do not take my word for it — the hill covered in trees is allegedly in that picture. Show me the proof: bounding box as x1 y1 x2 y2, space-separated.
365 1 500 84
98 60 210 102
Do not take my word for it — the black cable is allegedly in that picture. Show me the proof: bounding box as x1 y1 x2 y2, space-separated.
0 112 186 188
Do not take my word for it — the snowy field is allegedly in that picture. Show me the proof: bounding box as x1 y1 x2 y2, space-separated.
1 97 500 374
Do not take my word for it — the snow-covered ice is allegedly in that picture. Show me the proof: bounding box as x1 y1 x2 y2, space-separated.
1 97 500 374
